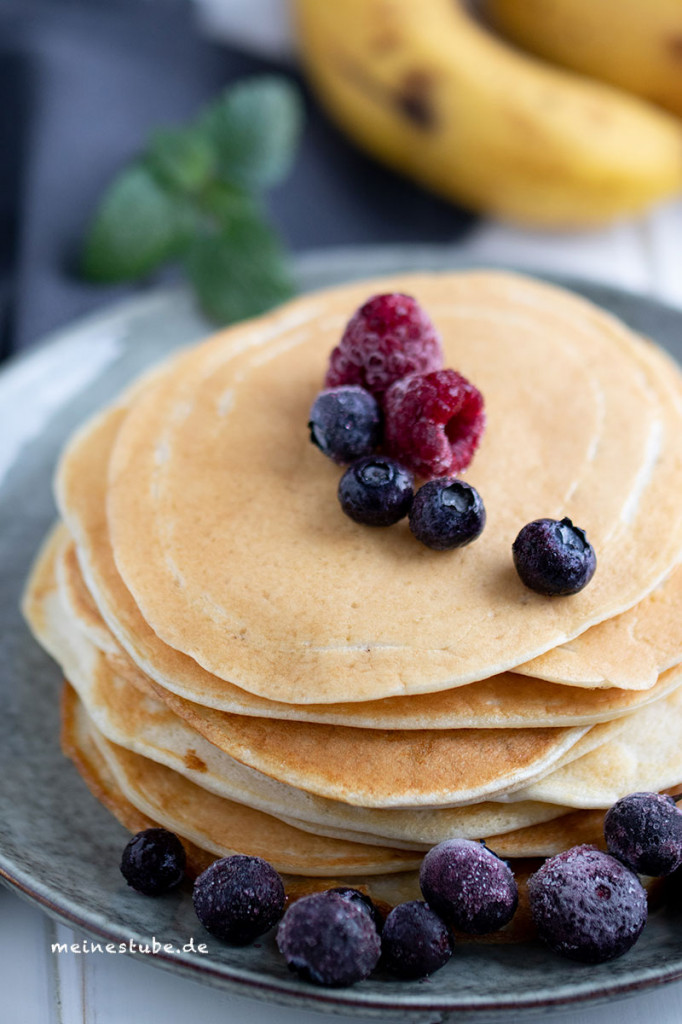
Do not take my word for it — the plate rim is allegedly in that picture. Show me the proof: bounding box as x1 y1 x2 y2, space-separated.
3 245 682 1019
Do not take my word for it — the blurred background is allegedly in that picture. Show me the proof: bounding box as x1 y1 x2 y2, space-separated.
2 0 681 363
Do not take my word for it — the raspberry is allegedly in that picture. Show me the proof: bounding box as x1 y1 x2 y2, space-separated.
325 293 443 399
384 370 485 478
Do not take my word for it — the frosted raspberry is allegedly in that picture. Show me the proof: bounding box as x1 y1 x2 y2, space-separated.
325 294 443 399
384 369 485 478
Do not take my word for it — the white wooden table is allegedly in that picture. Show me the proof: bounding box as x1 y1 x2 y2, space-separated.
3 203 682 1023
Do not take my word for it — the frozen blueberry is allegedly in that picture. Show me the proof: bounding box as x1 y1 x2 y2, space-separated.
512 517 596 596
326 886 384 932
120 828 186 896
528 845 648 964
308 386 381 465
276 890 381 987
193 855 285 945
338 455 414 526
381 900 452 979
605 792 682 877
409 478 486 550
419 839 518 934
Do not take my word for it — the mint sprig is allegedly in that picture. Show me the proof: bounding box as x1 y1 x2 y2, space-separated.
81 77 304 324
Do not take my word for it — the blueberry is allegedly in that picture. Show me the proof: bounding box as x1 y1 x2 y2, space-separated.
192 855 285 945
308 386 381 464
409 478 486 550
276 890 381 987
419 839 518 934
528 844 647 963
120 828 186 896
326 886 384 932
381 901 452 979
605 792 682 876
512 517 596 596
338 456 413 526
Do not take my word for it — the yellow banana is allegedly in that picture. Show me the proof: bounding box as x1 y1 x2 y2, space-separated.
485 0 682 119
293 0 682 228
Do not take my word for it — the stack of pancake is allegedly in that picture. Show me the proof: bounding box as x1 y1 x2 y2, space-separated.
22 270 682 918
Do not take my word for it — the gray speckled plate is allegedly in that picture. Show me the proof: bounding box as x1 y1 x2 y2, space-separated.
3 246 682 1024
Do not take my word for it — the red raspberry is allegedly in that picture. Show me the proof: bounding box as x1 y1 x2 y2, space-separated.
325 293 443 400
384 370 485 478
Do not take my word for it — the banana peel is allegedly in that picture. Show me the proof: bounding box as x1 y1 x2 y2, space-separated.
293 0 682 228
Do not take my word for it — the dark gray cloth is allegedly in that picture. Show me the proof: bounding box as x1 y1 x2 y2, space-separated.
0 0 475 357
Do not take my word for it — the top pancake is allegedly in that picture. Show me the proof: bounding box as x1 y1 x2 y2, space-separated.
99 271 682 703
57 402 682 711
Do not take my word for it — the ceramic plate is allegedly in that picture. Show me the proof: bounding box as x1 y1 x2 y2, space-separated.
3 247 682 1024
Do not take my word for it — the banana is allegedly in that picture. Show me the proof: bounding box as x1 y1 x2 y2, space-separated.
292 0 682 228
485 0 682 120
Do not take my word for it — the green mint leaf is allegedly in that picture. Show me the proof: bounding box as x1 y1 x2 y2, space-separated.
200 76 304 190
82 165 192 282
145 127 214 195
199 181 262 227
185 211 295 324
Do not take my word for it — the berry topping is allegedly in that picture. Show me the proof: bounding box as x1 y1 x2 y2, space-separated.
276 890 381 987
384 369 485 479
512 517 597 596
326 886 385 932
528 845 647 964
325 293 443 399
192 855 285 945
308 386 382 465
409 478 486 550
419 839 518 935
338 455 414 526
605 792 682 877
120 828 186 896
380 900 452 980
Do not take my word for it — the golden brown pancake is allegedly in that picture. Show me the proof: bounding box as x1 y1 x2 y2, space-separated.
104 272 682 702
25 525 593 810
58 530 682 729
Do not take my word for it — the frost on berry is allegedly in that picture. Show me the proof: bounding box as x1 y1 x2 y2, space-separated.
384 369 485 478
325 293 443 399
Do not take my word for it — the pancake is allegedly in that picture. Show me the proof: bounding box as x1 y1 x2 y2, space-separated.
41 536 682 846
56 296 682 704
65 682 624 944
58 531 682 729
103 271 682 703
52 584 571 848
62 683 615 863
24 526 593 811
62 686 422 876
514 685 682 807
515 564 682 688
